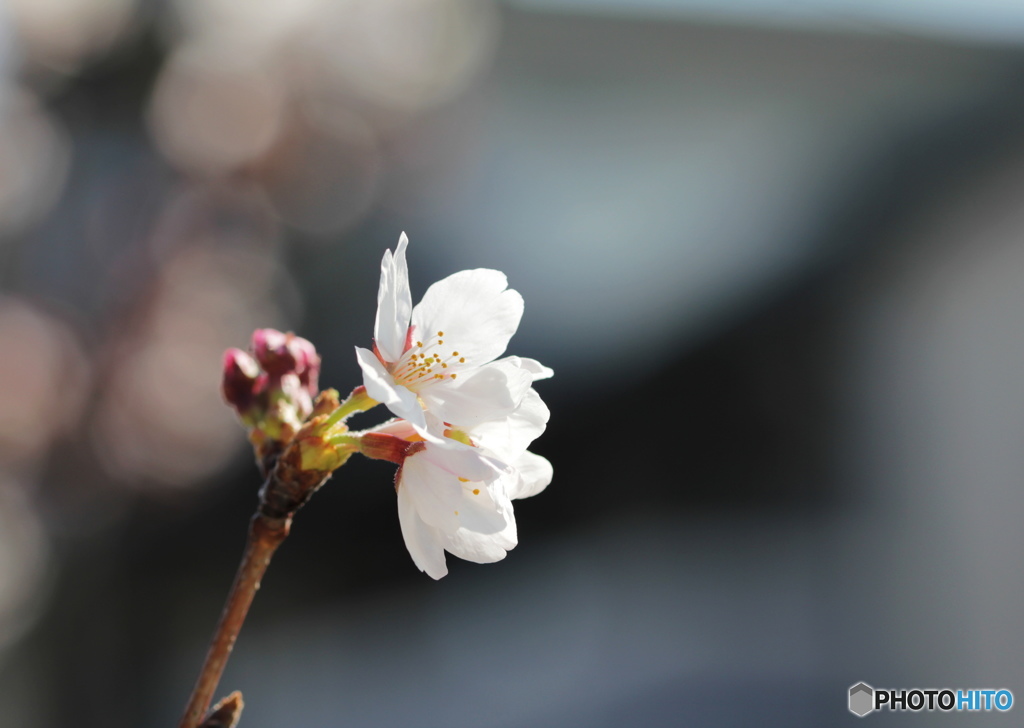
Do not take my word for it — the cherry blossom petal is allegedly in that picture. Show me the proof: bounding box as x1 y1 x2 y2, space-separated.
495 355 554 381
400 454 463 532
471 388 550 463
415 434 505 482
449 478 517 559
506 451 553 500
397 483 448 579
410 269 524 368
373 233 411 363
442 526 514 564
355 346 425 430
455 480 511 536
422 359 532 430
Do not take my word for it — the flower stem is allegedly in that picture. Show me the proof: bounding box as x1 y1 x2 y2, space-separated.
320 385 378 431
178 513 290 728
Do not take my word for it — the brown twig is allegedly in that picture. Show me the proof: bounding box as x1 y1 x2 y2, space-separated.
198 691 245 728
177 514 289 728
178 390 345 728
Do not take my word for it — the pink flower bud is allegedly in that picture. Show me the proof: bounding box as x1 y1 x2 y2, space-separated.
251 329 321 398
222 348 266 416
291 336 321 397
251 328 297 377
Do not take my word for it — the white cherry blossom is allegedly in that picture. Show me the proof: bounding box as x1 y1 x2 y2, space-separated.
398 438 515 580
356 233 545 433
372 383 552 579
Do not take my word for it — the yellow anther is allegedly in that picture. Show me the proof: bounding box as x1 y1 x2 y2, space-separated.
438 331 444 336
441 363 448 368
458 477 470 482
452 351 459 356
459 357 465 363
472 489 480 495
450 374 457 380
417 341 423 347
438 340 444 345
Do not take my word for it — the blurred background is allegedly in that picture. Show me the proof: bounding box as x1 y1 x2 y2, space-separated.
2 0 1024 725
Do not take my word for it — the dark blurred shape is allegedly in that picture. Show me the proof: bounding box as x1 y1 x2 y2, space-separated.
0 482 49 651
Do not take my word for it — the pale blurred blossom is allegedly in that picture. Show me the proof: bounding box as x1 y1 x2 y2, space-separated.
167 0 499 114
261 112 384 234
148 46 287 176
0 298 90 469
307 0 499 115
91 245 289 487
168 0 324 61
6 0 136 71
152 0 498 234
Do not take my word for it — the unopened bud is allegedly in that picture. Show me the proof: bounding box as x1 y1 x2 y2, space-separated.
251 329 297 377
223 331 330 467
292 337 321 397
222 348 266 417
277 372 314 422
251 328 321 400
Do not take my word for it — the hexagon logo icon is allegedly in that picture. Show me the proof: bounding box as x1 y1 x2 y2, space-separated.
849 683 874 717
